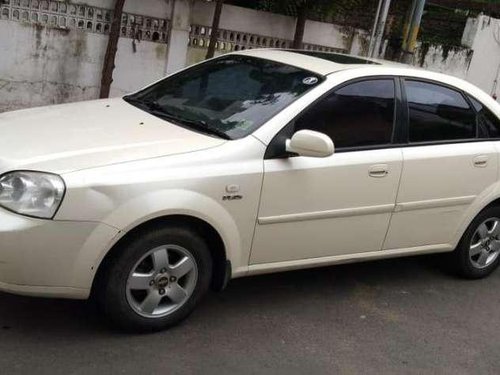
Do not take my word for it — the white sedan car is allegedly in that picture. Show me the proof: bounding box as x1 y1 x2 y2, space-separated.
1 49 500 331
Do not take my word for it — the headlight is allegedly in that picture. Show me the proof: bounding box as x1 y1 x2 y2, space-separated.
0 171 65 219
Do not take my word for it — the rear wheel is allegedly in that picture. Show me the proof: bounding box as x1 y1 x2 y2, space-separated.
453 207 500 279
98 225 212 332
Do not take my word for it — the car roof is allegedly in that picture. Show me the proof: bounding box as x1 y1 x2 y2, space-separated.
232 48 409 76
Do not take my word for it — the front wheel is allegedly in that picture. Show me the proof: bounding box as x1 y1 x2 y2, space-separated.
98 225 213 332
453 207 500 279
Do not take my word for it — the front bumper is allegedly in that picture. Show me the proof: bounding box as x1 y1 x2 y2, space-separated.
0 208 120 299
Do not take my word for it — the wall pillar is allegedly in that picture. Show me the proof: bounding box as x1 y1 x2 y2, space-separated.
165 0 192 75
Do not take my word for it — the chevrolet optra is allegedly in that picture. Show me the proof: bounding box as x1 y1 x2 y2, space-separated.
1 49 500 331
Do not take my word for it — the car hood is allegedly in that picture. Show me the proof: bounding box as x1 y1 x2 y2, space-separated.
0 98 226 174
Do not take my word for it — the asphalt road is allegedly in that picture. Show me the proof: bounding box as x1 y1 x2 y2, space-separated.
0 254 499 375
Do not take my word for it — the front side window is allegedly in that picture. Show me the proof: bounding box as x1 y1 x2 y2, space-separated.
124 56 323 139
294 79 395 148
405 80 477 143
468 96 500 138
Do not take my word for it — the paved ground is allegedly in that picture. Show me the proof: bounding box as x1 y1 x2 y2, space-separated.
0 254 499 375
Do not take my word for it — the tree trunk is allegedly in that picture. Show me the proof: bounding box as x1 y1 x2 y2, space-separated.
292 3 308 49
206 0 224 59
100 0 126 98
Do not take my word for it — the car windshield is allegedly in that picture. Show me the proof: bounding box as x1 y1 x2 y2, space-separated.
123 55 323 140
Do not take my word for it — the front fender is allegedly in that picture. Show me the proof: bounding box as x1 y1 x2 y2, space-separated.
64 188 248 291
54 138 265 291
101 189 244 271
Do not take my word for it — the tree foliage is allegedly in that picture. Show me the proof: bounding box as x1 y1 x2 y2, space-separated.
255 0 364 20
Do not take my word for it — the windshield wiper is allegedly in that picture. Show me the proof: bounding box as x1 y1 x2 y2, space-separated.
126 98 231 140
123 96 162 111
174 117 232 140
153 110 231 140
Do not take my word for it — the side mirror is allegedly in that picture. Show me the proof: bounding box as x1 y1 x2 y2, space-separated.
286 130 335 158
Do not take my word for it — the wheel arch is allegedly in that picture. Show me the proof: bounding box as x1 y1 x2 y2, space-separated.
91 214 230 297
453 184 500 248
481 197 500 210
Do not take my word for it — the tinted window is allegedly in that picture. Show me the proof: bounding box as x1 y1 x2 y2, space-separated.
406 80 476 142
294 79 395 148
124 56 323 139
469 96 500 138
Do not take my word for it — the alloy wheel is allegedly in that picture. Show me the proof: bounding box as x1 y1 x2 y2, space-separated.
126 245 198 318
469 217 500 269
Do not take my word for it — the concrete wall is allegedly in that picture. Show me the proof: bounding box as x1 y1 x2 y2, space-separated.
2 1 500 113
463 15 500 98
165 0 191 74
0 0 172 112
112 39 169 96
0 21 104 112
401 15 500 98
186 1 369 65
415 44 473 80
192 1 296 41
83 0 171 15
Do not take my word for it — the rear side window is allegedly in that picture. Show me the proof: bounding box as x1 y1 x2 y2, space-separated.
468 96 500 138
405 80 477 143
294 79 395 148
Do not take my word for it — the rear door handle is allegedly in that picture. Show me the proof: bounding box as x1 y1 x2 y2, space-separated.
369 164 389 178
473 155 489 168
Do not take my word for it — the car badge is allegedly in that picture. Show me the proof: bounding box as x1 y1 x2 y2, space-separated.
302 77 319 85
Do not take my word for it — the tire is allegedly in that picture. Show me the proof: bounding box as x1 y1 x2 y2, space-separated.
453 206 500 279
98 225 213 332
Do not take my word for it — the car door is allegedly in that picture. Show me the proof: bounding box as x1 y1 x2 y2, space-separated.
250 78 404 265
383 79 498 250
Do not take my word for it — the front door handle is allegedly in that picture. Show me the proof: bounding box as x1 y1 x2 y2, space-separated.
369 164 389 178
473 155 489 168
